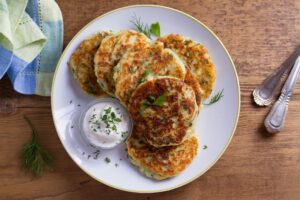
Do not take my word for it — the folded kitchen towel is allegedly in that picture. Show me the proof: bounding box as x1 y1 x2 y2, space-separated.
0 0 45 79
0 0 63 96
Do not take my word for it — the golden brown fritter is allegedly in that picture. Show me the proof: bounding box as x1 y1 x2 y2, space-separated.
184 66 202 107
128 77 198 147
158 34 216 99
69 32 111 96
127 130 199 180
94 30 150 96
113 42 186 106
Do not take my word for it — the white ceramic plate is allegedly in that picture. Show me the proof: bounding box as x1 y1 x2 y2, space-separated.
51 5 240 193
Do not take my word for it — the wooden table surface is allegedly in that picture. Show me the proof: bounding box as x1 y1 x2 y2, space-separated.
1 0 300 199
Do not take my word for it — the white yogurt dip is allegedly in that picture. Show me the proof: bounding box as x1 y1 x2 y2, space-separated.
80 99 132 149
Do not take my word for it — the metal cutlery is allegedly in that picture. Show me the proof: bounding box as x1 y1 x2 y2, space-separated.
264 55 300 133
253 48 300 106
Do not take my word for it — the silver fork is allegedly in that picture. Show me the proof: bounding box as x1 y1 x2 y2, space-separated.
264 55 300 133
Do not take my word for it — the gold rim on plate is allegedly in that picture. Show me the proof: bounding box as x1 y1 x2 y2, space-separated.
51 4 241 193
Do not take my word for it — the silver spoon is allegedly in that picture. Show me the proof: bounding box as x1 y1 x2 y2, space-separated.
253 65 291 106
264 55 300 133
253 48 300 106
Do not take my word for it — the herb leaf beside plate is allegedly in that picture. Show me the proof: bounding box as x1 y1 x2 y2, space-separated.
21 115 53 176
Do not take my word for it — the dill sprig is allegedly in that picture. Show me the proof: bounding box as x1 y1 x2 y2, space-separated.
130 15 151 38
130 15 161 38
204 89 224 106
21 115 53 176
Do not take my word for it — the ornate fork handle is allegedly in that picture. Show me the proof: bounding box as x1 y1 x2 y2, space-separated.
264 93 290 133
264 56 300 133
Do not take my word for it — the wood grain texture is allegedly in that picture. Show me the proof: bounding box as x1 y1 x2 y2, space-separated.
1 0 300 199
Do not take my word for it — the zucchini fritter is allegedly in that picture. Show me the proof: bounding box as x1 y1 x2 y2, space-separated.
127 130 199 180
69 32 111 96
158 34 216 99
114 42 186 106
94 30 150 95
128 77 198 147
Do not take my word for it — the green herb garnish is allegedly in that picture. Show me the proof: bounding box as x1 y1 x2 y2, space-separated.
130 15 151 38
131 15 161 38
105 107 112 114
111 112 116 119
150 22 160 37
21 115 53 176
87 83 95 94
143 69 150 77
101 107 122 132
93 150 100 160
138 70 151 84
121 131 128 138
204 89 224 106
115 118 122 122
139 92 167 114
147 95 156 104
104 157 111 163
153 92 167 106
138 77 145 84
184 40 192 45
203 145 208 150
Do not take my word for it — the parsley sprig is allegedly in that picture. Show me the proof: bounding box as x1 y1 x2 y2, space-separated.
152 92 167 106
139 92 167 114
204 89 224 105
21 115 53 176
130 15 161 38
150 22 160 37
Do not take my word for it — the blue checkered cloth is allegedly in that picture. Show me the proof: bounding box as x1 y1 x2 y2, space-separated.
0 0 63 96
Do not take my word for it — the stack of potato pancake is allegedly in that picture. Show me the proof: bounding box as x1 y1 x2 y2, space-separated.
69 30 215 180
